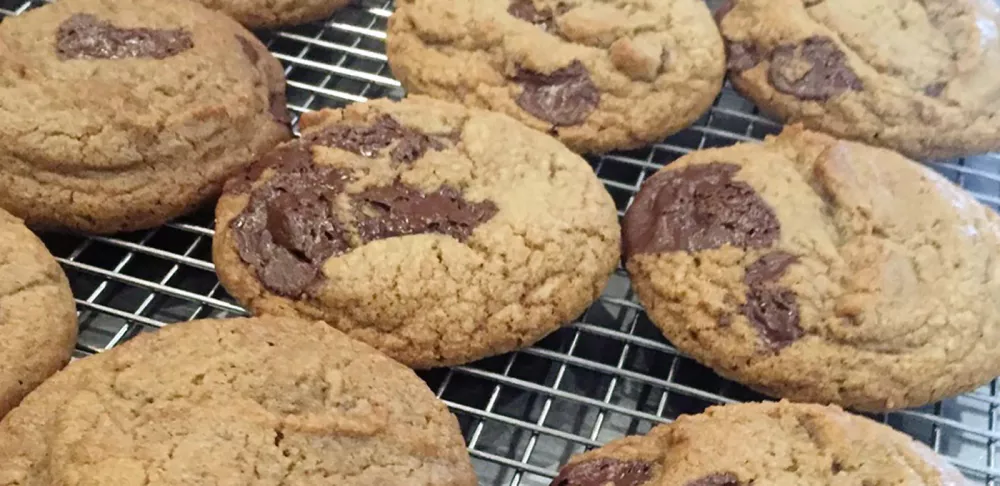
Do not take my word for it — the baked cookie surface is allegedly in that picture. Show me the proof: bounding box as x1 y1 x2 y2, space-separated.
0 0 291 234
193 0 350 28
214 96 620 368
0 209 77 420
623 126 1000 411
717 0 1000 159
551 401 968 485
386 0 725 154
0 317 477 486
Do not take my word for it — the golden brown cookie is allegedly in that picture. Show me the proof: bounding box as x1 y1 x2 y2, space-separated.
387 0 725 154
0 0 291 234
193 0 351 28
551 401 968 485
717 0 1000 159
214 96 621 368
0 209 77 420
622 126 1000 411
0 317 478 485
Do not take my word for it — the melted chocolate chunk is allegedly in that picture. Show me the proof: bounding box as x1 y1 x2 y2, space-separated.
224 144 310 194
768 36 863 101
686 472 741 486
228 114 474 295
236 36 259 64
355 182 498 243
621 163 780 259
508 0 558 32
744 251 798 284
741 252 802 351
230 159 351 297
56 14 193 60
306 115 445 162
726 41 763 72
390 132 446 164
514 61 600 126
229 146 495 295
551 458 653 486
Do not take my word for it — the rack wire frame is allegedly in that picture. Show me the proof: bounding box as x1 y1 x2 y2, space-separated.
2 0 1000 484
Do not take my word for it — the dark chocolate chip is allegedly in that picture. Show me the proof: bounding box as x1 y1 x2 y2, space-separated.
621 163 780 259
551 458 653 486
229 146 496 295
686 472 741 486
230 162 351 297
744 251 798 285
305 115 401 157
236 35 260 65
768 36 862 101
726 41 763 72
390 132 446 164
924 82 946 97
741 252 802 351
56 13 193 60
514 60 600 126
224 144 313 194
305 115 446 162
355 182 498 243
508 0 555 31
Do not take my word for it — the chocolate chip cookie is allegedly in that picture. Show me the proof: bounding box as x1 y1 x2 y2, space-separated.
717 0 1000 159
0 209 77 419
551 401 968 485
623 125 1000 411
0 316 477 485
214 96 621 368
193 0 350 28
387 0 725 154
0 0 292 234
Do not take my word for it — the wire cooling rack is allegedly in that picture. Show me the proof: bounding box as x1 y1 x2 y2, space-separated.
3 0 1000 484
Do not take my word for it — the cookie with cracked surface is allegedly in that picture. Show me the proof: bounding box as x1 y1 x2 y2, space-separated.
622 125 1000 411
717 0 1000 159
0 0 291 234
550 401 969 485
213 95 621 368
386 0 725 154
0 209 77 420
192 0 350 28
0 317 478 485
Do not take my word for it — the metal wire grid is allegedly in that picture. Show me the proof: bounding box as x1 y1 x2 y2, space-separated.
3 0 1000 484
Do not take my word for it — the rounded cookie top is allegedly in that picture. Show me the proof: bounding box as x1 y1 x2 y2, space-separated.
0 317 477 486
0 209 77 419
622 126 1000 411
214 96 621 368
551 401 967 486
193 0 350 28
717 0 1000 159
0 0 291 234
386 0 724 154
